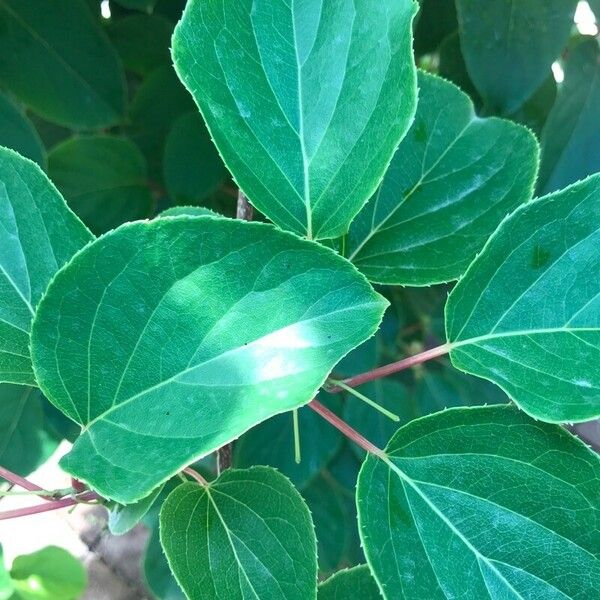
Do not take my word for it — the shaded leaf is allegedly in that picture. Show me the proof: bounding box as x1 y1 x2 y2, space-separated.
446 174 600 422
143 524 185 600
172 0 418 239
0 147 93 385
160 468 317 600
346 71 539 285
0 0 126 129
108 483 165 536
48 135 153 234
358 406 600 599
30 217 386 502
318 565 381 600
0 95 45 168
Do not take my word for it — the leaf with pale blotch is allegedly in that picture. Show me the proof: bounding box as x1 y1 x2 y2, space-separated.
160 467 317 600
31 217 386 502
346 71 539 285
0 147 93 385
358 406 600 599
172 0 418 239
446 174 600 423
318 565 381 600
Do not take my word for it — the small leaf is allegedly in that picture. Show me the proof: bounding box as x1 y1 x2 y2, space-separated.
538 37 600 195
143 523 185 600
108 483 165 536
446 174 600 422
358 406 600 599
30 217 386 502
0 0 126 129
456 0 578 114
159 206 218 218
10 546 86 600
172 0 418 239
346 70 539 285
107 14 173 77
0 384 58 478
0 147 93 385
160 467 318 600
48 135 153 234
233 395 342 490
318 565 381 600
0 94 45 168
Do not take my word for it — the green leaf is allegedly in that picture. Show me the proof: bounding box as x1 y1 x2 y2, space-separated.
172 0 418 239
159 206 218 218
112 0 157 11
538 37 600 195
10 546 86 600
456 0 578 113
0 95 45 168
107 14 173 77
0 384 58 478
160 467 317 600
358 406 600 599
413 0 457 56
507 73 557 138
438 32 481 108
318 565 381 600
143 523 185 600
0 0 126 129
163 112 228 205
346 70 539 285
108 483 165 536
0 147 93 385
47 135 153 234
0 546 15 600
233 395 342 490
446 174 600 423
30 217 386 502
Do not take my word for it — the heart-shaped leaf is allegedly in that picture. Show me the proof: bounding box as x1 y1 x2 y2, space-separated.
172 0 418 239
0 0 126 129
358 406 600 599
160 467 317 600
31 217 386 502
346 70 539 285
446 174 600 422
0 147 93 385
318 565 381 600
456 0 578 114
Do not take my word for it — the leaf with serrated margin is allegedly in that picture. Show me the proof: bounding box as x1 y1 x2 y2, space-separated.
318 565 381 599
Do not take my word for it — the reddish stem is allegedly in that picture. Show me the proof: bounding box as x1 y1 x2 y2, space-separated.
183 467 208 486
0 466 45 494
328 343 451 392
309 399 385 458
0 491 99 521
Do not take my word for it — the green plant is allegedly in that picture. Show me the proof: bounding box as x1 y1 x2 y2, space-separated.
0 0 598 598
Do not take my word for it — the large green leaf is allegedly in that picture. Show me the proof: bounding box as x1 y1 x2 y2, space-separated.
30 217 386 502
446 174 600 423
0 147 93 385
358 406 600 599
163 112 228 205
538 37 600 195
160 467 318 600
0 384 58 479
0 0 126 129
233 394 342 490
0 94 45 168
318 565 381 600
456 0 578 113
10 547 86 600
47 135 153 234
172 0 418 239
346 71 539 285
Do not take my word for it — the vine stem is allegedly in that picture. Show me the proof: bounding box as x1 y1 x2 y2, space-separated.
0 466 47 496
183 467 208 486
327 342 451 393
218 189 254 473
308 399 386 458
0 491 99 521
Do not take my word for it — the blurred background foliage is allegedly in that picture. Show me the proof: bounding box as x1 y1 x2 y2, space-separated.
0 0 598 596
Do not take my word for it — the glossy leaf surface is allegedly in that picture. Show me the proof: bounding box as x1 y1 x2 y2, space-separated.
446 175 600 422
318 565 381 600
160 468 317 600
346 71 539 285
0 0 126 129
358 406 600 599
0 148 93 385
31 217 386 502
456 0 578 113
172 0 418 239
48 135 153 234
